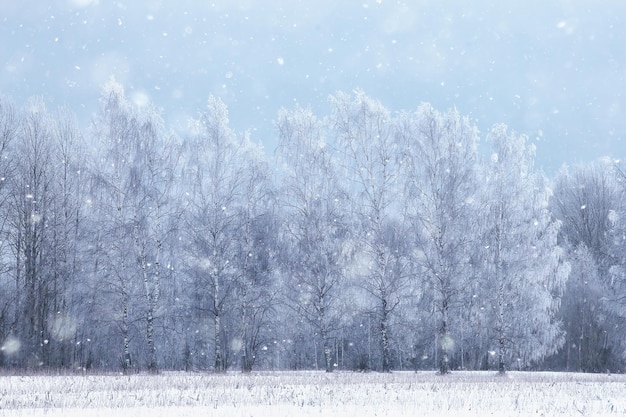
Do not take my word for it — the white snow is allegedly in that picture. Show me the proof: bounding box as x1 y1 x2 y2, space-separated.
0 371 624 416
0 337 20 355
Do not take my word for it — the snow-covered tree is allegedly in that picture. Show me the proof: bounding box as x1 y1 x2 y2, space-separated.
551 162 623 371
0 99 90 369
559 242 609 371
276 106 349 372
552 163 619 263
1 87 619 372
398 104 479 374
125 106 182 373
600 162 626 366
0 98 18 366
88 80 182 372
8 98 60 366
477 124 569 373
45 108 89 368
232 136 277 372
331 91 409 372
183 95 255 371
88 81 143 372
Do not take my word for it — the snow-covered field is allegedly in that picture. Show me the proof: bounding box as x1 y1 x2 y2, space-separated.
0 370 624 416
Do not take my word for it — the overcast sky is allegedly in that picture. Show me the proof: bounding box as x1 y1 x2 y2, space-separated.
2 0 625 173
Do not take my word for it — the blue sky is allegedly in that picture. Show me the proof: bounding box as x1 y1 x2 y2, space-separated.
2 0 625 172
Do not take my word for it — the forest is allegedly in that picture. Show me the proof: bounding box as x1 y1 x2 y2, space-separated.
0 80 625 375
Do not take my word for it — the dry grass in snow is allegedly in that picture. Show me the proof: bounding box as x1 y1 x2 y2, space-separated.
0 370 624 416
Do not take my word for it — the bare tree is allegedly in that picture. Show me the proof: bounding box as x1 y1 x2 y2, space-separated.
8 98 58 367
0 98 19 366
46 108 88 368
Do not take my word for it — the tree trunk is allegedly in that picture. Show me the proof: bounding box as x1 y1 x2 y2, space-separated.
439 299 451 375
317 298 333 373
122 287 132 374
211 268 225 372
495 220 506 375
146 299 157 373
380 297 391 372
241 289 253 373
214 312 223 371
496 279 506 375
320 324 333 373
141 243 160 374
497 336 506 375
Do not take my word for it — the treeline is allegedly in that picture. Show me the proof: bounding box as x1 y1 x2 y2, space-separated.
0 82 625 374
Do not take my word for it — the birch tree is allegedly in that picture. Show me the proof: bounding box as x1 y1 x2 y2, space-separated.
89 81 142 372
398 104 479 374
128 108 182 373
600 162 626 366
184 95 246 372
331 91 408 372
478 124 569 374
6 98 86 367
0 98 19 366
551 162 622 370
9 99 56 366
46 108 88 368
90 80 184 372
552 163 618 263
559 242 609 371
276 106 349 372
233 140 276 372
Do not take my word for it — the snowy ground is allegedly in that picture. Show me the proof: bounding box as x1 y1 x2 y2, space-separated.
0 370 624 416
